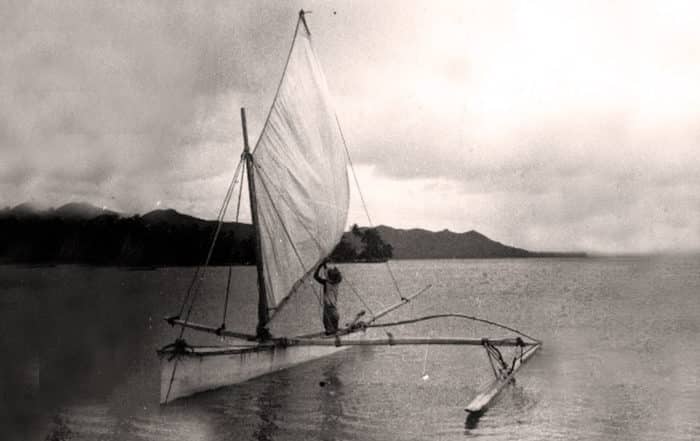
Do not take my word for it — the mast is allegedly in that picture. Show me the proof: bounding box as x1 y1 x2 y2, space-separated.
241 107 270 339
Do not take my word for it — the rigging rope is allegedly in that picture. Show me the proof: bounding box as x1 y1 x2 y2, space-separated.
361 313 540 343
176 159 244 340
174 160 244 320
254 162 373 320
344 278 376 319
253 163 322 316
256 161 380 323
219 266 233 333
334 114 405 301
175 266 202 318
253 165 309 278
481 338 526 380
254 163 326 256
234 160 245 223
250 15 302 156
218 162 247 333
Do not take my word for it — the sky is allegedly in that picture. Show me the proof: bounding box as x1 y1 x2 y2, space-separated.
2 0 700 254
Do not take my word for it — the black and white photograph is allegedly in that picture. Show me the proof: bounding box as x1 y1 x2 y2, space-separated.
1 1 699 440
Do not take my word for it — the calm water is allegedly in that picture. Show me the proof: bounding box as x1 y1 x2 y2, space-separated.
2 257 699 441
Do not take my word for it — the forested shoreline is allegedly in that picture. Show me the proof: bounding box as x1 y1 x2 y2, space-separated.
0 207 392 266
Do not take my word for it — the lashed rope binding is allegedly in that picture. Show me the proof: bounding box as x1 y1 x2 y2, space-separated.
482 337 526 380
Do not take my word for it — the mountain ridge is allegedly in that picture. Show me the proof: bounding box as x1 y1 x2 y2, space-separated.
0 202 586 263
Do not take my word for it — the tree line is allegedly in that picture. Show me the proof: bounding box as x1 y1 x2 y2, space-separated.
0 215 392 266
329 224 393 262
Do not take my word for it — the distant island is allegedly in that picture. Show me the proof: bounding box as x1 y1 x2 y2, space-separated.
0 202 586 266
372 225 586 259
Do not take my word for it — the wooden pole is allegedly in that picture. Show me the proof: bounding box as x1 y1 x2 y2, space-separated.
163 317 537 349
289 336 536 348
368 284 432 324
166 317 257 341
241 108 270 338
293 285 433 339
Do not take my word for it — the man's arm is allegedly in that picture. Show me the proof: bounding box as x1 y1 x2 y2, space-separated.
313 260 326 284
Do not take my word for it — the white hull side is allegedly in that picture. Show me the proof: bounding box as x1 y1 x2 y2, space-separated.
160 344 348 403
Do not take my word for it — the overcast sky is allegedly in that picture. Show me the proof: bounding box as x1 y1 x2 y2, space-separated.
2 1 699 253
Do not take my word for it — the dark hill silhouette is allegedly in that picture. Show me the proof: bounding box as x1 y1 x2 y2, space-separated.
142 209 253 237
374 225 532 259
142 208 202 226
6 202 45 218
0 202 584 265
0 204 254 266
3 202 117 220
54 202 117 219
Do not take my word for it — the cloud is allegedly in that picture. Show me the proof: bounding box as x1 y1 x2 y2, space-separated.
1 0 699 252
327 1 700 252
0 1 298 213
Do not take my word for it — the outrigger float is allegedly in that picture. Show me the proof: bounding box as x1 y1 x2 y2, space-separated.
158 10 541 416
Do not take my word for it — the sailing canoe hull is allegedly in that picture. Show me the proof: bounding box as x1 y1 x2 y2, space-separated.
159 344 348 403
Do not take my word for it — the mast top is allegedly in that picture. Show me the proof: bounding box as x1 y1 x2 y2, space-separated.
299 10 311 36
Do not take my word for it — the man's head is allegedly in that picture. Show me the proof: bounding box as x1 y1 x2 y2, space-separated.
327 267 342 284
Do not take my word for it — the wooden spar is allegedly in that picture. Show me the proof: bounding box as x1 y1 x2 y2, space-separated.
241 107 270 337
292 285 433 339
368 284 432 324
161 317 536 349
166 318 257 341
299 9 311 36
465 343 541 413
289 336 537 348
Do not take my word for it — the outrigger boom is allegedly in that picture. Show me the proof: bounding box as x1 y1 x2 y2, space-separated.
164 317 536 349
289 336 536 347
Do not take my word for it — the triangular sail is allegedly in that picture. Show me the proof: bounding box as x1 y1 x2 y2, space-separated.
251 14 350 315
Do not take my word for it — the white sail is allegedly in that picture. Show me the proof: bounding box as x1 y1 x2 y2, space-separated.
252 16 350 313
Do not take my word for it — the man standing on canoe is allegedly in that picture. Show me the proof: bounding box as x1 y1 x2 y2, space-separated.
314 259 342 334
